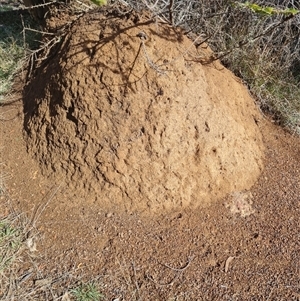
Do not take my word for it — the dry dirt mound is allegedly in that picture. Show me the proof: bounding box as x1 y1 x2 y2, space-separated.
23 7 264 211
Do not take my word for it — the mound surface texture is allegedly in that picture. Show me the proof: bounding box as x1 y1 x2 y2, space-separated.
24 7 264 211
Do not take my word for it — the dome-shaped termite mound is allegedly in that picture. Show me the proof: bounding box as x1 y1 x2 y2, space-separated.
23 7 264 212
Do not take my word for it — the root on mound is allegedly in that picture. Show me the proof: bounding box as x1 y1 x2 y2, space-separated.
23 6 264 211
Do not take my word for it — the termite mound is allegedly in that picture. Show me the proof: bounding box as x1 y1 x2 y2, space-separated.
23 6 264 212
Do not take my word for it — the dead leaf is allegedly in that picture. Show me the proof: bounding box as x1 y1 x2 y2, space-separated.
225 256 235 273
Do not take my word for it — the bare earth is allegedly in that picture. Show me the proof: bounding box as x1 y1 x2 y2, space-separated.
1 6 300 301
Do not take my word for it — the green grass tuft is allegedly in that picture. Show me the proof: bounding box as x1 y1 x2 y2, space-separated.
71 282 104 301
0 216 23 274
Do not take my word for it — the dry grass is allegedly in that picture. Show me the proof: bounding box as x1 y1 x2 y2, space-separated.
0 199 107 301
0 204 35 300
